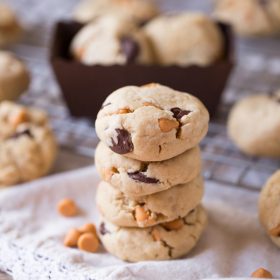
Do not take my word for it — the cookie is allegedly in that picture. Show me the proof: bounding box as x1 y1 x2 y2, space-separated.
0 101 57 187
214 0 280 37
95 84 209 162
228 92 280 157
95 142 201 197
97 176 204 227
0 4 22 47
71 15 153 66
0 51 30 102
144 13 224 66
73 0 159 25
259 170 280 247
99 205 207 261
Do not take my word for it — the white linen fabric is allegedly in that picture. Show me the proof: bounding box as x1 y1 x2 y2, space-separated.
0 166 279 280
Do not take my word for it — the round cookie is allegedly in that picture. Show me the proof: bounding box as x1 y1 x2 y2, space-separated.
214 0 280 37
95 142 201 197
0 51 30 102
228 92 280 157
259 170 280 247
0 4 22 47
71 15 153 66
95 84 209 162
98 205 207 262
73 0 159 25
0 101 57 187
144 13 224 66
97 177 204 227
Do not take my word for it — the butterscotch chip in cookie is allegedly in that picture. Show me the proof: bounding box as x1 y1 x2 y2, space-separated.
77 232 99 253
57 198 78 217
162 218 184 231
251 267 273 278
269 224 280 237
64 228 81 247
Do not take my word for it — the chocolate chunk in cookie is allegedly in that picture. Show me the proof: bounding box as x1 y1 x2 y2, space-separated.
128 171 159 184
120 36 140 63
171 107 191 120
110 129 134 154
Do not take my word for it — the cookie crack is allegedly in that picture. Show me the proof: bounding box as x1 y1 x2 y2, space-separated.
160 239 174 258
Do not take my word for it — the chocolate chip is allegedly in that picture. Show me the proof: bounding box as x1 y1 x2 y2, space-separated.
110 129 134 154
101 102 111 109
120 36 140 63
9 129 33 140
99 222 110 235
171 108 191 120
128 171 159 184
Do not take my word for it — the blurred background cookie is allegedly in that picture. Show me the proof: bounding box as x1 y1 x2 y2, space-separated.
0 3 22 47
0 51 30 102
70 15 154 65
0 101 57 187
144 12 224 66
228 91 280 157
259 170 280 248
73 0 159 25
214 0 280 37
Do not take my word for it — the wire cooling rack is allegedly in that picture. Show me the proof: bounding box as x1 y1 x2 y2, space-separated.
5 0 280 192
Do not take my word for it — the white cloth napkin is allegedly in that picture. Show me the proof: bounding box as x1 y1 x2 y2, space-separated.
0 166 279 280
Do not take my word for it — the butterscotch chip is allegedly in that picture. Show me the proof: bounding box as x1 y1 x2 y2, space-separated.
251 268 273 278
158 118 179 132
269 224 280 237
64 228 81 247
57 198 78 217
162 218 184 231
9 109 28 127
77 232 99 253
143 102 162 109
117 108 132 114
151 228 161 241
141 83 158 88
135 205 149 222
79 223 97 235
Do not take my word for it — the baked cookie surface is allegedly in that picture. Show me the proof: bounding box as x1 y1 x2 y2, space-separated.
95 142 201 196
259 170 280 247
73 0 159 24
71 15 153 65
96 177 204 227
228 92 280 157
0 4 22 47
99 205 207 262
95 84 209 161
0 101 57 187
0 51 30 102
214 0 280 36
144 13 224 66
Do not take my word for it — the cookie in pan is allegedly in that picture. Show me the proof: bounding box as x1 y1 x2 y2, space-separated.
73 0 159 25
0 4 22 47
228 91 280 157
214 0 280 36
144 13 224 66
259 170 280 248
95 142 201 197
0 101 57 187
71 15 153 65
99 205 207 262
95 83 209 162
0 51 30 102
96 177 204 227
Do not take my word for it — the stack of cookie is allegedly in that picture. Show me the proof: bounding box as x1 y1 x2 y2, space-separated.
94 83 209 262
